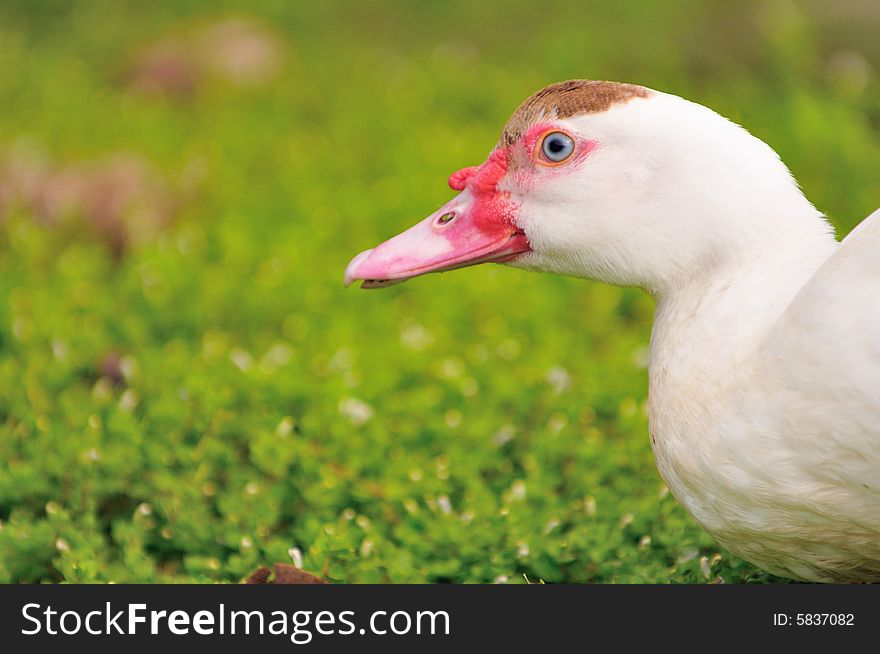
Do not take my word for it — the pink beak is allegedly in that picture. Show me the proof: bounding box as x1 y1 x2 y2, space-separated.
344 154 531 289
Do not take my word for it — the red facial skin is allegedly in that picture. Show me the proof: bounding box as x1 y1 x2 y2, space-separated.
447 166 478 191
344 124 596 287
449 125 597 232
512 123 598 190
447 148 519 235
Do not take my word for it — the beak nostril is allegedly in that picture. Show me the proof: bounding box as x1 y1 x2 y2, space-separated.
435 212 456 228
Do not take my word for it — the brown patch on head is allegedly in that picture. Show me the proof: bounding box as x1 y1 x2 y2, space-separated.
498 80 651 147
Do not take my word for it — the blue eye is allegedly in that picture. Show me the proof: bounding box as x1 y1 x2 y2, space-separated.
540 131 575 163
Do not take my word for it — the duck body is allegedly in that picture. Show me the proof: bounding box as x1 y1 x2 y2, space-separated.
345 80 880 582
649 209 880 582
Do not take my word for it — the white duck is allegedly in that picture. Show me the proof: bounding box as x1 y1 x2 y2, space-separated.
344 80 880 582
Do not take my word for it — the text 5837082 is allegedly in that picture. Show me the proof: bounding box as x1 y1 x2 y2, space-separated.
773 613 854 626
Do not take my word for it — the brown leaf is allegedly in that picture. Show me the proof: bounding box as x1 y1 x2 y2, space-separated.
244 567 272 584
99 351 127 387
245 563 327 584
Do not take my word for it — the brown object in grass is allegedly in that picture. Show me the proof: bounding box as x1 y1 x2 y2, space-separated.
245 563 328 584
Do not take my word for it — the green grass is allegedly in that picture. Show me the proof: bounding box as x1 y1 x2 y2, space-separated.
0 0 878 583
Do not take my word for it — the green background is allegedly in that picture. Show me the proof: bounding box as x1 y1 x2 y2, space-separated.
0 0 878 583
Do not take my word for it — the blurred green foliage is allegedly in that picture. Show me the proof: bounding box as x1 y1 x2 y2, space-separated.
0 0 878 583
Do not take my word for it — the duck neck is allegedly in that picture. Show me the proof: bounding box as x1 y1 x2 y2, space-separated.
648 209 838 384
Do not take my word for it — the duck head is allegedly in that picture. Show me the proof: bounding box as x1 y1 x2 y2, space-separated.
345 80 823 294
